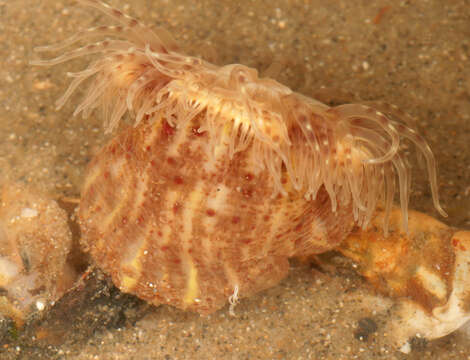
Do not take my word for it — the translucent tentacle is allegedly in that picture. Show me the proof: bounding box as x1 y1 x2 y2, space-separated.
394 123 447 217
77 0 170 52
34 25 129 52
331 104 400 164
31 40 135 66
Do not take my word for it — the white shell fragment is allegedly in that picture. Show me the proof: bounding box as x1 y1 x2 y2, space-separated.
0 182 74 326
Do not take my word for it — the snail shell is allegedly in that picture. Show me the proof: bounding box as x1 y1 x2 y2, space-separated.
78 99 355 314
33 0 445 315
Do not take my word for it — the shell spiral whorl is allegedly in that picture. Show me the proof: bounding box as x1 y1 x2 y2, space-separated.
32 0 446 314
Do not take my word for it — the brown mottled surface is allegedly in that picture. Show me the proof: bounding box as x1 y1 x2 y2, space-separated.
0 0 469 359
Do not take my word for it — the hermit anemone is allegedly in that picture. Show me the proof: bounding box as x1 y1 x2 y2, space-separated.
31 0 458 334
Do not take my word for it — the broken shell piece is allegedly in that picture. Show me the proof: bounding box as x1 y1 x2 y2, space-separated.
0 183 74 327
339 208 470 347
393 229 470 350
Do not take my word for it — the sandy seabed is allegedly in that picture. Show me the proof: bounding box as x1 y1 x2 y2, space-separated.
0 0 469 359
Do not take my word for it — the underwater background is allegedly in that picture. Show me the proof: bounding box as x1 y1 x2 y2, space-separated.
0 0 469 358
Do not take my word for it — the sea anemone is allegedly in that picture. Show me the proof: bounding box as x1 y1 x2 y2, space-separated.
31 0 449 316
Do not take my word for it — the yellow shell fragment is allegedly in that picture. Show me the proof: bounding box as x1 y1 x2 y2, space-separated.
340 208 470 347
